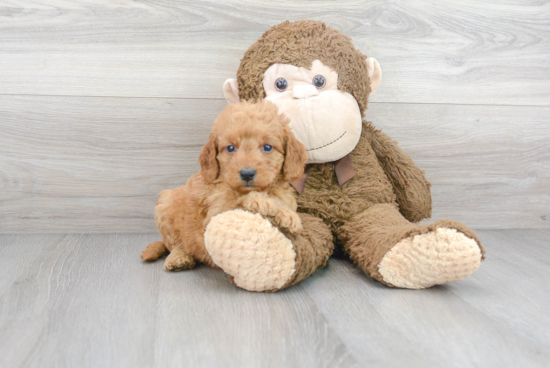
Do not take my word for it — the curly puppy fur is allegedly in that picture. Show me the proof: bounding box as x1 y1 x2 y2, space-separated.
141 100 307 271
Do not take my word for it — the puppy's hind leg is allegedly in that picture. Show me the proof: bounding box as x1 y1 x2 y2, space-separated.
141 241 167 261
164 247 196 271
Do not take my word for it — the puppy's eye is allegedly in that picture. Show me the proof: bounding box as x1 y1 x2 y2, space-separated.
275 78 288 92
313 75 326 89
226 145 236 153
262 144 273 152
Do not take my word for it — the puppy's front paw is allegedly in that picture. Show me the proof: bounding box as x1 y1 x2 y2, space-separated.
275 209 303 235
238 192 270 216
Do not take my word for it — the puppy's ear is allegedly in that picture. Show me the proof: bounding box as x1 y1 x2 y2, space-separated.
199 132 219 183
283 127 307 182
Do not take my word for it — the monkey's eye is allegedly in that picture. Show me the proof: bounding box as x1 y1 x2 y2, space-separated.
313 75 326 89
262 144 273 153
226 145 236 153
275 78 288 92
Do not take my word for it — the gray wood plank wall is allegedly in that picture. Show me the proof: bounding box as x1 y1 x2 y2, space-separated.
1 0 549 232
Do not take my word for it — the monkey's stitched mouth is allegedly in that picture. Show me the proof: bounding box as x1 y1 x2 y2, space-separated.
306 131 347 152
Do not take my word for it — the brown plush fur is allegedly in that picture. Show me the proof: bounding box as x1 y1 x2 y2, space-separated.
141 101 307 271
281 213 334 289
237 20 371 116
234 20 484 288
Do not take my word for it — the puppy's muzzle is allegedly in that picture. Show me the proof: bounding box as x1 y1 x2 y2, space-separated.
239 168 256 182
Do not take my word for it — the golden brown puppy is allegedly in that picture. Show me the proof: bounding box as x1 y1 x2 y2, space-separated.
141 100 307 271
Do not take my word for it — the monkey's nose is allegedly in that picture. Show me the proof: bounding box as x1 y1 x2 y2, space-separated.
239 168 256 182
292 84 319 99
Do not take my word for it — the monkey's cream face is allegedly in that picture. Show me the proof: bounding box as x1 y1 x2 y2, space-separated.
263 60 362 164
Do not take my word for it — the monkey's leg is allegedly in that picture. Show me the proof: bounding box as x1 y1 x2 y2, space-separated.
340 203 485 289
204 209 333 292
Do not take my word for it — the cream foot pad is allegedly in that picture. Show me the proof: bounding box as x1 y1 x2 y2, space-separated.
204 209 296 292
378 228 482 289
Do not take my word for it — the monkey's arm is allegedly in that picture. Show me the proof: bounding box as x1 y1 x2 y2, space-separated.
364 122 432 223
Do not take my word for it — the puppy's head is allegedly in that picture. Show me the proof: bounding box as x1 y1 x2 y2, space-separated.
199 100 306 192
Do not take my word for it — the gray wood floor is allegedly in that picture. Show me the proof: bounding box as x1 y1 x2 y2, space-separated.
0 230 548 368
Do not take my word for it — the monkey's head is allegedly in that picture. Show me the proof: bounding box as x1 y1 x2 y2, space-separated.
223 20 381 164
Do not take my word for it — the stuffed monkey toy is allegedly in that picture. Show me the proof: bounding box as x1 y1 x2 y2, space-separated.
205 20 485 291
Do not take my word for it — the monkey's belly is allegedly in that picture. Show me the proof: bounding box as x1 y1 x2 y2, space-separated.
296 163 397 232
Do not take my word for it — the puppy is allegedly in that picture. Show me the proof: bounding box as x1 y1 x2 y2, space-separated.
141 100 307 271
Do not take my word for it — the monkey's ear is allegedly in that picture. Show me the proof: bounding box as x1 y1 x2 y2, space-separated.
223 79 240 104
366 57 382 96
199 132 219 183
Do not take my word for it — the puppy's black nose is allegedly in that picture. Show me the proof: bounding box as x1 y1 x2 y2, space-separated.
240 168 256 182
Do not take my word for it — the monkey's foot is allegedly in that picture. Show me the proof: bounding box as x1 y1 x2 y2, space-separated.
378 227 482 289
204 209 296 292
